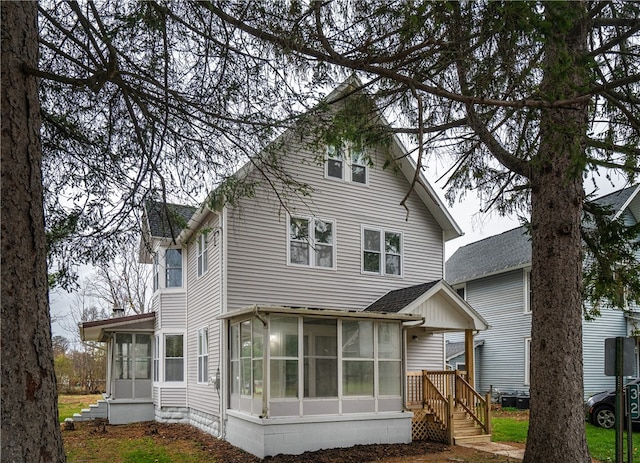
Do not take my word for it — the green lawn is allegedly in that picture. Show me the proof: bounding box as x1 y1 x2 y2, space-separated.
492 411 640 462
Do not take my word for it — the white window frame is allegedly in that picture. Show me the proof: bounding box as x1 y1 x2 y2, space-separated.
197 327 209 384
153 335 160 382
361 226 403 276
524 268 532 313
325 141 368 185
524 337 531 385
163 333 185 383
152 252 159 292
453 284 466 300
165 248 183 288
197 233 209 277
287 215 337 270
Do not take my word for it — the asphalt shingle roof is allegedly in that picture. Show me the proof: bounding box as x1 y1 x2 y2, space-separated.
144 200 197 239
364 280 440 313
446 185 638 285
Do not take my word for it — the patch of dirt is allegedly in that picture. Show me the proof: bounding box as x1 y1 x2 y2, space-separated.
62 421 517 462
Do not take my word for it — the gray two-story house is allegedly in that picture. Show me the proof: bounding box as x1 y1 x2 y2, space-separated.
446 185 640 402
79 78 489 457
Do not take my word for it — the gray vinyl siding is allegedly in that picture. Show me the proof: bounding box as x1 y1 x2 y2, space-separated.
158 291 186 329
159 387 187 407
185 214 222 416
406 333 445 371
582 308 628 397
465 269 531 396
225 134 445 312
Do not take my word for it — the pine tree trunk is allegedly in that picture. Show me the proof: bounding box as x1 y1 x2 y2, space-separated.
523 3 590 462
1 2 66 461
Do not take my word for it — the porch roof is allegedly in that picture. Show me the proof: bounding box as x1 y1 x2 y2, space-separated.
80 312 155 342
364 279 489 332
217 305 424 324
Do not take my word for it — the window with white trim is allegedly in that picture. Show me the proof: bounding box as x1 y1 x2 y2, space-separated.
524 268 532 313
524 337 531 385
165 248 183 288
288 216 335 268
152 252 159 291
325 142 368 184
197 327 209 384
153 336 160 382
362 227 402 276
197 233 209 277
164 334 184 382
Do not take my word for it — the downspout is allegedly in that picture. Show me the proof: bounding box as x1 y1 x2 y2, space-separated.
216 206 227 440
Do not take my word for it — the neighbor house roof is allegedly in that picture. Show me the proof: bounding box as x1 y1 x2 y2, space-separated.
446 185 639 285
446 340 485 361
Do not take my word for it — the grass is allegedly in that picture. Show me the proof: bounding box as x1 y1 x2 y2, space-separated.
492 409 640 462
58 393 103 422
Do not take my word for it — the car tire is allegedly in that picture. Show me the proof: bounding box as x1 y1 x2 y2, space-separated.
593 405 616 429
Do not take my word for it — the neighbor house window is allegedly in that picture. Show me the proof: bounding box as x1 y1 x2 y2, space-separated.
362 227 402 276
524 268 532 313
165 334 184 382
288 216 335 269
197 233 209 277
325 141 368 184
454 284 466 300
165 249 183 287
197 327 209 384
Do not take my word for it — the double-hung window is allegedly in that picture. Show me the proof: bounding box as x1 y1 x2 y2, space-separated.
288 216 335 269
362 227 402 276
165 249 183 288
326 142 368 184
165 334 184 382
197 327 209 384
152 253 159 291
197 233 209 277
153 336 160 382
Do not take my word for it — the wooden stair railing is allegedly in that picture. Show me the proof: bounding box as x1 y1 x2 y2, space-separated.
407 370 491 443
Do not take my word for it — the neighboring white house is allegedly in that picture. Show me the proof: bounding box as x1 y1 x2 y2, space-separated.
80 78 489 458
445 185 640 401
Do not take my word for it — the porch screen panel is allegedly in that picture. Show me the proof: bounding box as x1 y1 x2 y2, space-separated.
134 334 152 380
230 324 240 395
342 320 374 396
252 320 263 398
378 323 401 395
303 318 337 398
270 316 298 398
115 334 132 379
240 321 252 395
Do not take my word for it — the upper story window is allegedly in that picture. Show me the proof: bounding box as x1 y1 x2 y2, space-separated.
165 248 183 288
288 216 336 269
197 233 209 277
454 284 466 300
326 142 368 185
153 252 159 291
362 227 402 276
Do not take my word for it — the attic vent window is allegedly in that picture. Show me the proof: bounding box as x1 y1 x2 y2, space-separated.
325 142 368 185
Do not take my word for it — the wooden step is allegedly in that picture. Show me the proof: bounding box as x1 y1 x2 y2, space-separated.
454 426 484 437
454 434 492 445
